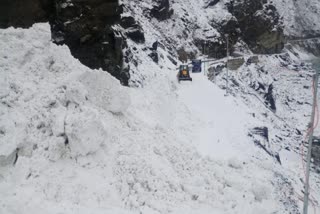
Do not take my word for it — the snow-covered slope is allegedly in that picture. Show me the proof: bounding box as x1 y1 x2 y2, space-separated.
122 0 233 66
1 21 320 214
274 0 320 37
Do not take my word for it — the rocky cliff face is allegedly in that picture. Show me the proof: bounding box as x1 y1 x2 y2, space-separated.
50 0 130 85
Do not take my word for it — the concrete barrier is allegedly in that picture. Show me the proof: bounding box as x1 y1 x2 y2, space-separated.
248 56 259 64
227 57 245 70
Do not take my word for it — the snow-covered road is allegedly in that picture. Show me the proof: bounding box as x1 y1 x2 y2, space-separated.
177 73 252 160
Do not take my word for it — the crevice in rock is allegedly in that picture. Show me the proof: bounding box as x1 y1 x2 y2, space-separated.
264 84 276 112
13 148 19 166
62 101 70 146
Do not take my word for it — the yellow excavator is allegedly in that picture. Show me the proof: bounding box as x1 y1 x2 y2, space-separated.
177 65 192 82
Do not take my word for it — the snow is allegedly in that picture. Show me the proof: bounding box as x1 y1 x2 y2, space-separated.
177 74 252 160
1 13 320 214
79 71 131 114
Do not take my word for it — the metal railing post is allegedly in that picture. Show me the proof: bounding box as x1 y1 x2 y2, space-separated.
303 71 319 214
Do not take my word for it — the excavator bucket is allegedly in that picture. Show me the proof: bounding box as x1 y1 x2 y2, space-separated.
178 65 192 82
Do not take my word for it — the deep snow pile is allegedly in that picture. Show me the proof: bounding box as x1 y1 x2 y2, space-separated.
2 23 319 214
0 23 132 214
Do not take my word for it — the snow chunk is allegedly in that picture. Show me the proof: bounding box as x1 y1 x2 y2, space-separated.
79 71 130 114
65 81 88 105
251 182 271 202
228 158 243 169
66 108 107 157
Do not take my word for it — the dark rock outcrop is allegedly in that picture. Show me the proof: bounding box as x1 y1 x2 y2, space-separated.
312 137 320 168
177 47 196 62
150 0 174 21
0 0 53 28
205 0 220 8
167 55 177 65
194 17 240 59
120 16 145 44
218 17 240 47
148 51 159 63
264 84 276 111
194 37 228 59
252 127 269 142
227 0 285 54
152 41 158 51
51 0 130 85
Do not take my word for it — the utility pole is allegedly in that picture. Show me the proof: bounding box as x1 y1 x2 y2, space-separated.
213 63 216 84
225 34 229 96
204 42 206 76
204 41 207 76
303 71 319 214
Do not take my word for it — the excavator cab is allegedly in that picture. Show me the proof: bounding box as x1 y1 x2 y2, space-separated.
178 65 192 82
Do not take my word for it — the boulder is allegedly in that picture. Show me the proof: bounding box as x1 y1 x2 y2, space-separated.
148 51 159 63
